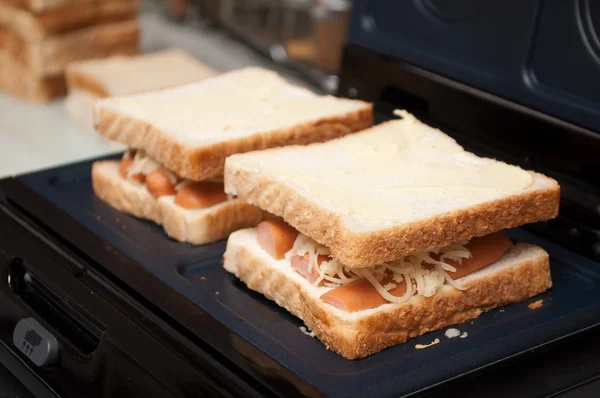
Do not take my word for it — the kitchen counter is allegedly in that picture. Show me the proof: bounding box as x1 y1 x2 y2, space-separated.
0 12 311 179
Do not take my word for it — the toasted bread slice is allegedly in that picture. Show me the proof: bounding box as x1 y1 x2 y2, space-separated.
66 49 218 128
225 111 560 267
0 0 140 40
94 67 373 181
0 49 66 102
223 228 552 359
92 161 264 244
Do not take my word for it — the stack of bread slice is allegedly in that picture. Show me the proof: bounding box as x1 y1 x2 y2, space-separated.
91 67 373 244
66 49 218 128
0 0 141 102
223 110 561 359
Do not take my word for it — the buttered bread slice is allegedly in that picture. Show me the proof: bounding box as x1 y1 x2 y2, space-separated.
225 110 560 267
94 67 373 181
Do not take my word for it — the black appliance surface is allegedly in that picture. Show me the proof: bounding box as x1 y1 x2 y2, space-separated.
348 0 600 134
2 1 600 397
0 147 597 398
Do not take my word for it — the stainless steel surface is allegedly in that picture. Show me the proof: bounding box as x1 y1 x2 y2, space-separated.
192 0 350 93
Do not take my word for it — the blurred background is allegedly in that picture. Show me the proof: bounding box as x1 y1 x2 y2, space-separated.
0 0 352 178
162 0 351 91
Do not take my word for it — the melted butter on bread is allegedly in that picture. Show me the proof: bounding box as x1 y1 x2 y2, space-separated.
243 111 533 223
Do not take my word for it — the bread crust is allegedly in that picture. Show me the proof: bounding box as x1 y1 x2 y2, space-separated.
65 49 219 98
223 230 552 359
4 0 88 13
227 163 559 267
160 198 265 245
0 0 140 40
92 160 162 224
92 161 265 244
66 70 109 97
0 19 139 99
25 20 140 78
95 103 373 181
0 49 66 102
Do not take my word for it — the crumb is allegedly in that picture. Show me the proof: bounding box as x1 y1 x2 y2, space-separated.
460 332 468 339
499 309 505 313
299 325 316 338
200 276 206 280
215 291 220 295
444 328 461 339
416 338 440 349
122 225 127 230
96 216 101 221
116 218 120 223
528 299 543 310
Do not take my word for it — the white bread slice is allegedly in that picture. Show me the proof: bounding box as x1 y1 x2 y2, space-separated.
223 228 552 359
159 196 264 245
91 161 265 244
66 49 218 128
0 0 140 40
94 67 373 181
66 49 218 97
225 112 560 267
66 89 99 126
92 160 162 224
0 49 66 102
10 0 93 13
1 19 139 79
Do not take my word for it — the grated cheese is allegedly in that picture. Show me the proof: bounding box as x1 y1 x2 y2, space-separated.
299 326 316 338
444 328 461 339
415 338 440 349
125 149 178 185
285 231 473 304
128 150 159 176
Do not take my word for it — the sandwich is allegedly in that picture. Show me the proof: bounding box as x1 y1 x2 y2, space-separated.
92 67 372 244
66 49 218 128
0 0 140 102
223 110 560 359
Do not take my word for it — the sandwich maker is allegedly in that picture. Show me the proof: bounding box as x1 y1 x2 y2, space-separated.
2 1 600 397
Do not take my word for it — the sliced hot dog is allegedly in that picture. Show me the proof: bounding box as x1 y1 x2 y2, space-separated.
257 219 299 260
119 159 145 183
146 169 176 198
174 182 228 209
440 232 512 279
320 232 512 313
290 254 330 286
321 279 407 313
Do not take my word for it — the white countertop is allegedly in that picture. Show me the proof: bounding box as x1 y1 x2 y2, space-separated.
0 12 309 179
